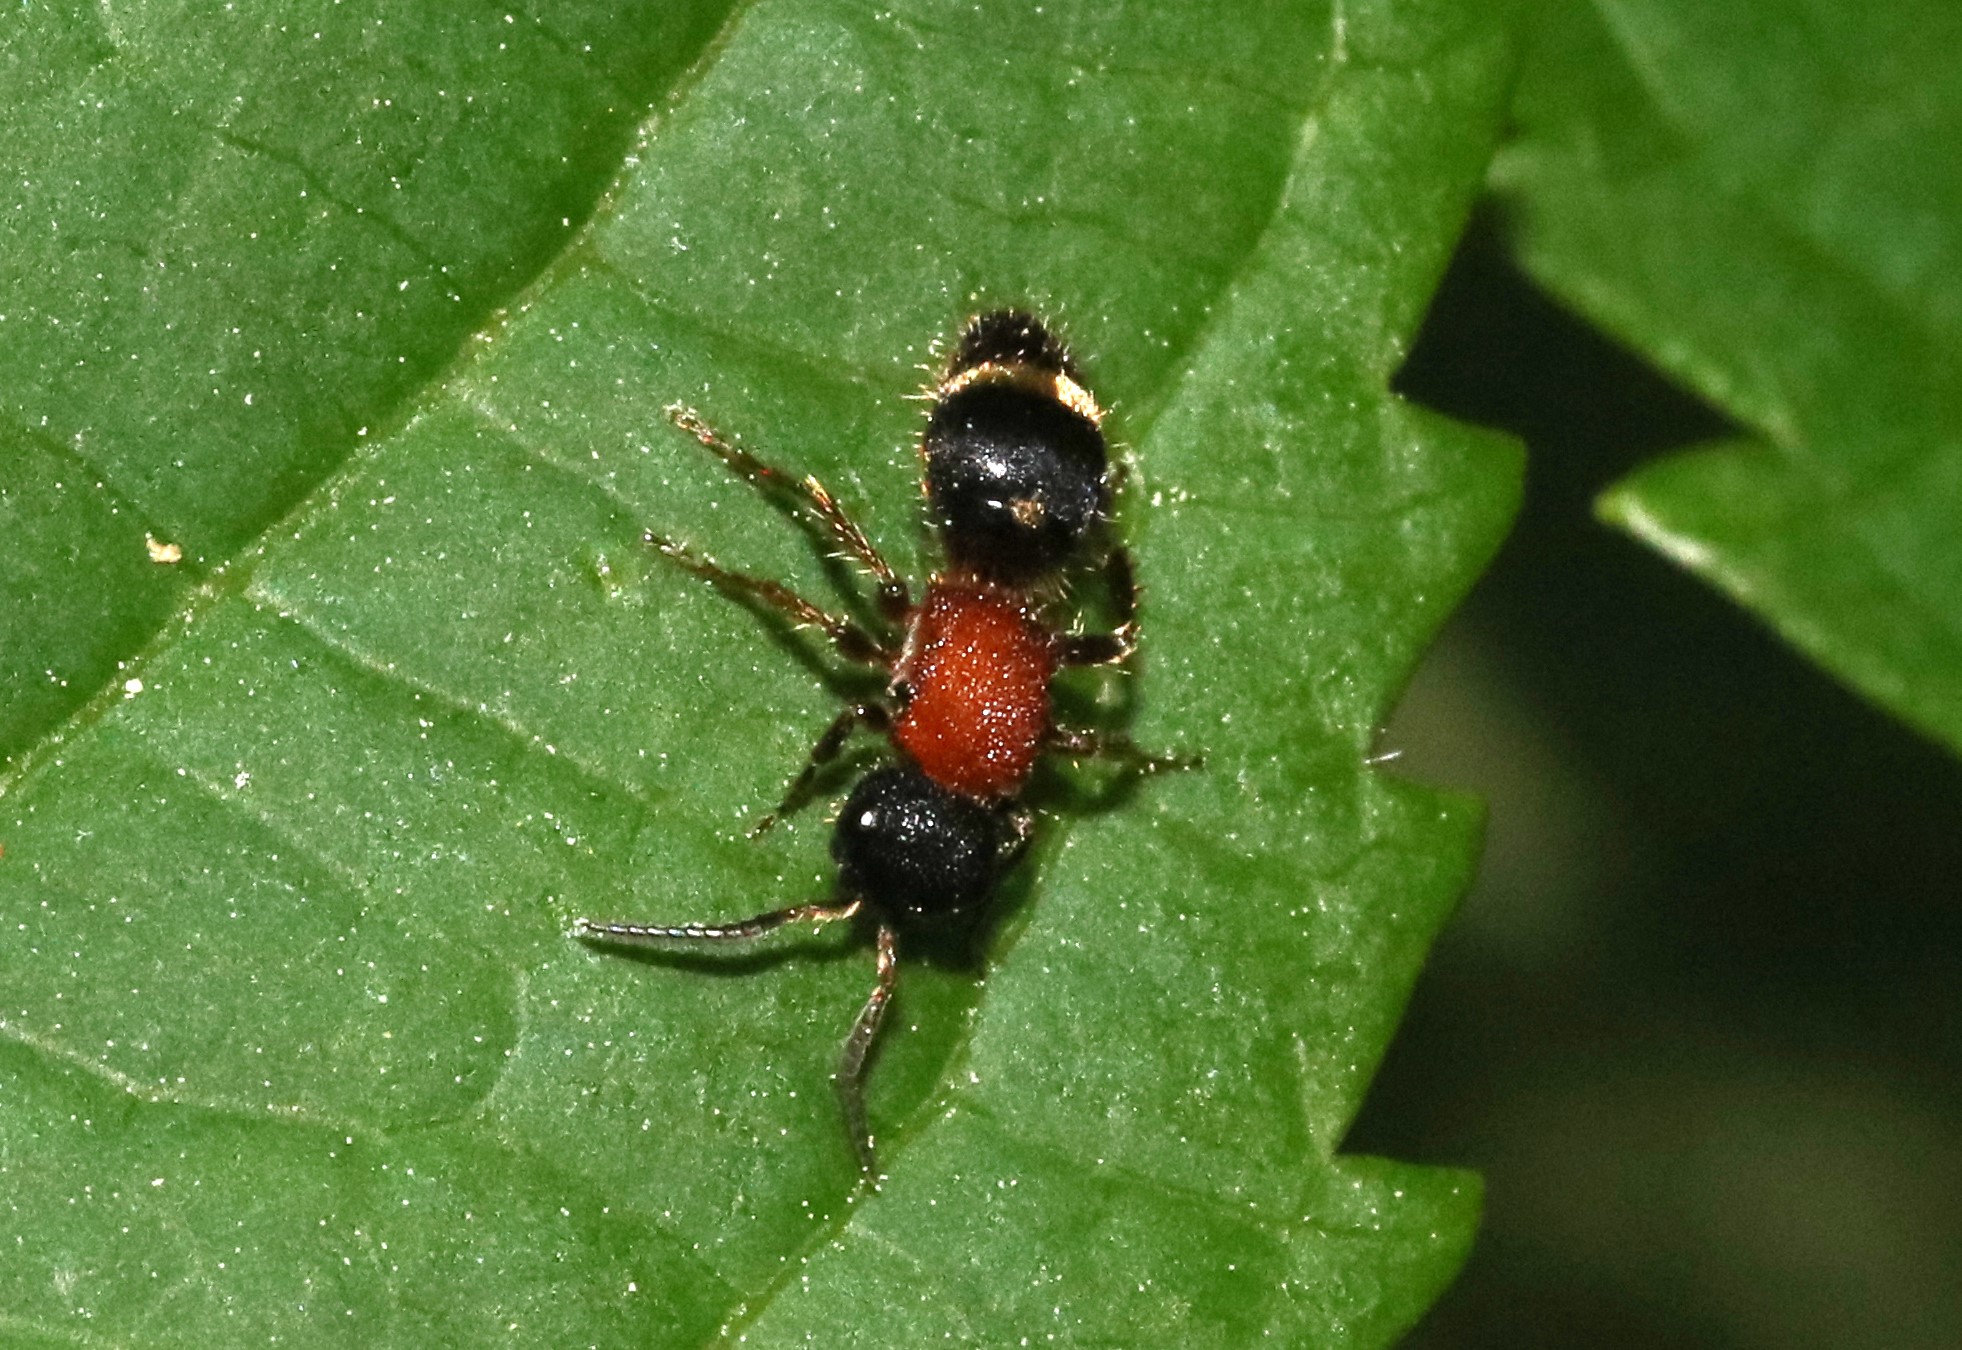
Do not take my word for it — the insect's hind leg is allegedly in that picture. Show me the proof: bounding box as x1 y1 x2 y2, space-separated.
573 898 864 947
836 923 899 1185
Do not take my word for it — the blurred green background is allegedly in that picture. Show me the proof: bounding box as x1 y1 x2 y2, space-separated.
1351 218 1962 1349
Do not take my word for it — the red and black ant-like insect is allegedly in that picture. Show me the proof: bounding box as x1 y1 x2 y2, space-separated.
576 311 1167 1181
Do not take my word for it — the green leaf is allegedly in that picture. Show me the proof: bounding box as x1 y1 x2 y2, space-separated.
0 0 1518 1342
0 0 735 764
1498 0 1962 755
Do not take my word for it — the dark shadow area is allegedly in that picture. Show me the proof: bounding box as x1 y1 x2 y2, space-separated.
1349 214 1962 1349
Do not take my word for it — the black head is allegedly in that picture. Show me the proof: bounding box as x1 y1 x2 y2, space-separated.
923 311 1108 587
947 309 1079 377
832 765 1025 925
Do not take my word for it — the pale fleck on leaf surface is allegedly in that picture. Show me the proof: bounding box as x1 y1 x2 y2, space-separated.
0 0 1518 1342
1499 0 1962 757
0 0 733 764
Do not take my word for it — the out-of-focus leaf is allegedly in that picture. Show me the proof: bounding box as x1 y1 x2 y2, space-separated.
0 0 1518 1341
1499 0 1962 755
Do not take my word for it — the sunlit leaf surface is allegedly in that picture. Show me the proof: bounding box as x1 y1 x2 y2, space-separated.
0 0 733 762
0 0 1518 1340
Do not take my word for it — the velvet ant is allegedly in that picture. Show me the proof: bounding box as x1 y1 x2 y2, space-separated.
576 311 1175 1182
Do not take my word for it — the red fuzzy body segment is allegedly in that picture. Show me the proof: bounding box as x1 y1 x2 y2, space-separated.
893 578 1057 799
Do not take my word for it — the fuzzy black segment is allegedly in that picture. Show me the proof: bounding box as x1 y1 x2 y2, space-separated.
833 765 1015 921
949 309 1075 378
924 380 1106 585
